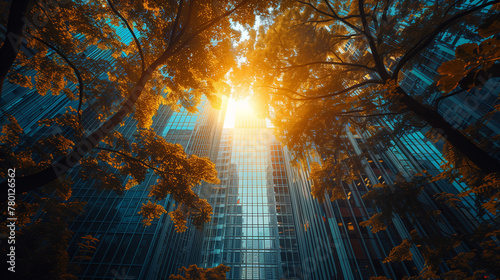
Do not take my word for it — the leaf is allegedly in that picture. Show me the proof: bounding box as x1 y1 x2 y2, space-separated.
479 20 500 38
359 213 388 233
437 59 466 76
455 43 478 60
169 264 230 280
169 208 188 233
138 201 168 227
437 59 467 92
383 239 413 263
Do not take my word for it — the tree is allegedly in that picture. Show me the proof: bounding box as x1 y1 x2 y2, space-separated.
0 0 277 200
239 0 500 175
0 0 33 99
0 1 270 278
236 0 500 278
1 192 86 280
0 0 274 205
169 264 230 280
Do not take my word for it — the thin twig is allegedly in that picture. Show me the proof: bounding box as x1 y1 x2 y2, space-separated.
30 35 85 130
262 79 384 101
106 0 145 72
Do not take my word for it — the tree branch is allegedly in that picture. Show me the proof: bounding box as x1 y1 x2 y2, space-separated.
381 0 392 23
168 0 251 58
264 80 384 101
391 0 500 81
0 0 252 202
274 60 376 72
95 146 161 174
106 0 145 72
433 88 467 108
337 110 406 118
176 0 194 43
168 0 184 49
358 0 390 80
30 35 85 127
298 0 363 34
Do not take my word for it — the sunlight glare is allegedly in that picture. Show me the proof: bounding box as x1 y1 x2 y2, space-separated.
224 97 253 128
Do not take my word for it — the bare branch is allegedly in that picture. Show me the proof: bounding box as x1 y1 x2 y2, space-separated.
106 0 145 72
274 60 376 72
263 79 384 101
359 0 390 80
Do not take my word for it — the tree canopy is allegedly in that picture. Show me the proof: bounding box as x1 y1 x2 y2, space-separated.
236 0 500 278
0 0 277 217
0 0 275 278
240 0 500 174
1 0 499 279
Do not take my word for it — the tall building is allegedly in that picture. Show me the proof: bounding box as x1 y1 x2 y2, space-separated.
2 2 497 280
201 110 301 280
64 99 226 280
0 46 226 280
281 125 485 279
272 7 498 279
0 9 229 278
196 107 488 279
400 26 500 158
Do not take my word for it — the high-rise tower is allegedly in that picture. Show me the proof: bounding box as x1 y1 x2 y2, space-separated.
65 99 226 280
201 109 301 279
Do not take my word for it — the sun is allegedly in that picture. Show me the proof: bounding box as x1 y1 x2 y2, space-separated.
234 98 253 112
224 97 253 128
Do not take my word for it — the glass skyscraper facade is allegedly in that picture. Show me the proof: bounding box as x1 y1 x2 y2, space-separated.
279 124 484 279
201 111 301 279
64 100 226 280
2 2 497 280
399 27 500 158
0 19 226 279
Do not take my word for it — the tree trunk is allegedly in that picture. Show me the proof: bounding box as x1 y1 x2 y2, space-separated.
397 86 500 174
0 0 33 98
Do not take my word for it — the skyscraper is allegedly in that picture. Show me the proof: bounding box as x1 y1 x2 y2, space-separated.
280 125 485 279
201 110 301 279
2 1 497 279
64 99 226 280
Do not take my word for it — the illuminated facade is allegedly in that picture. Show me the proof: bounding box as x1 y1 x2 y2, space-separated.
0 20 227 279
65 100 225 280
201 112 301 279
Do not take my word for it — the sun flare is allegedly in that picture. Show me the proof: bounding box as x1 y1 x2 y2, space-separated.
224 97 253 128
